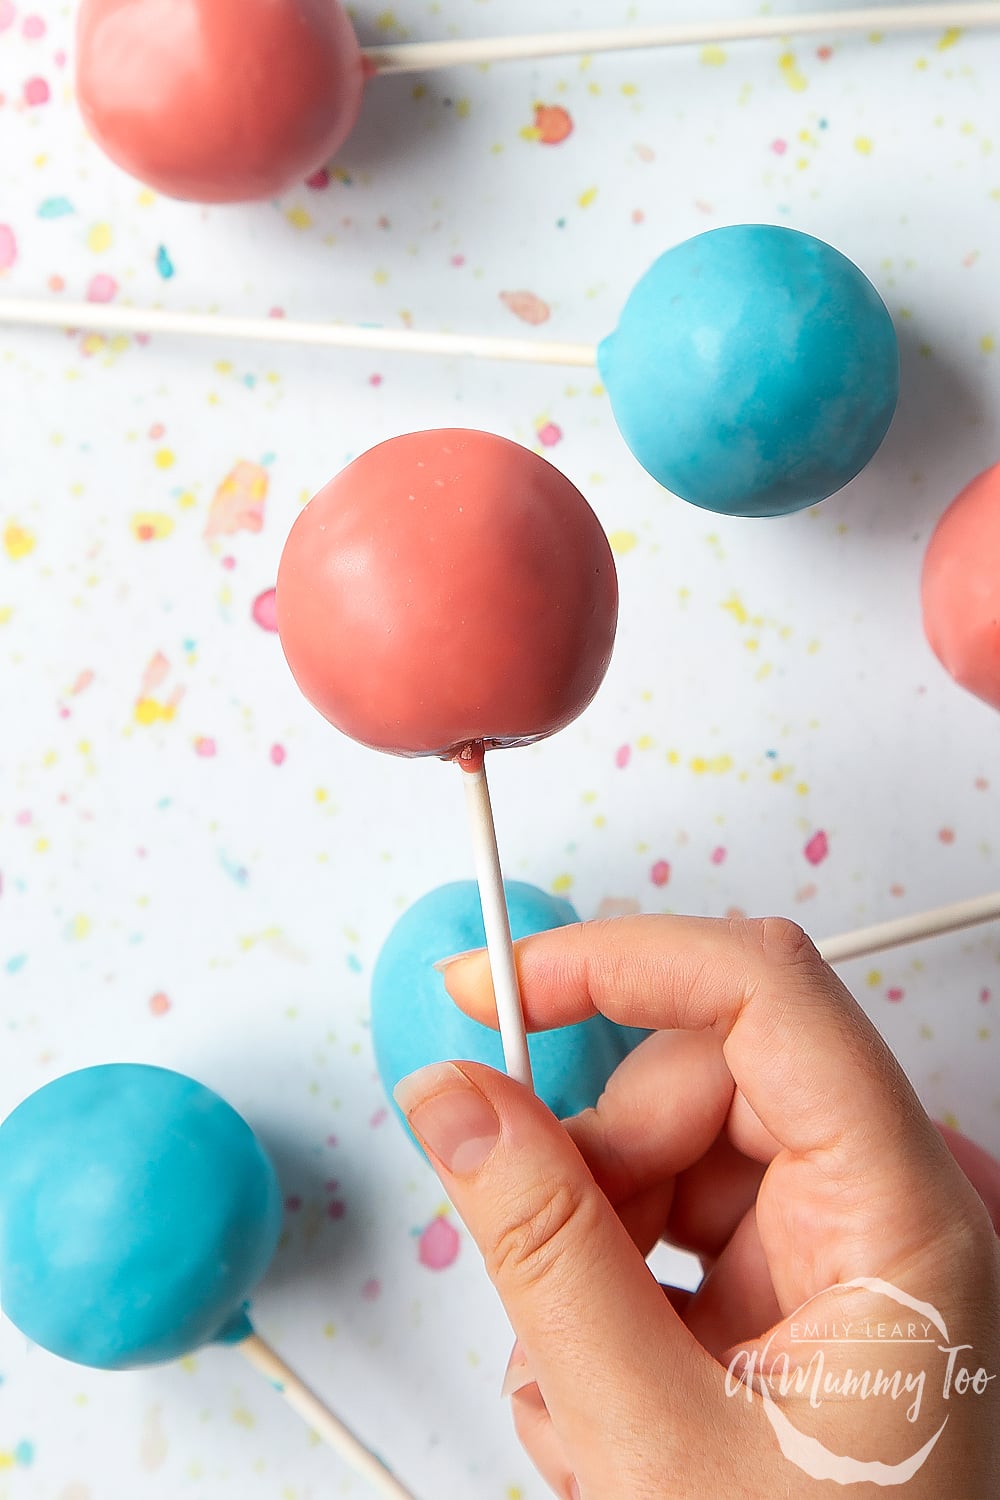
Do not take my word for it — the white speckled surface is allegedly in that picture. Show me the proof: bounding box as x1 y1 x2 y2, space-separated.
0 3 998 1496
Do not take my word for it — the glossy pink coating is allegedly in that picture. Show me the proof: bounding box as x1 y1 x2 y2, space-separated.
276 429 619 759
76 0 366 203
922 461 1000 712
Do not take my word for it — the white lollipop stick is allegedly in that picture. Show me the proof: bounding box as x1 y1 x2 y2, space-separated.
237 1333 419 1499
363 3 1000 74
0 298 595 367
461 760 534 1091
819 891 1000 965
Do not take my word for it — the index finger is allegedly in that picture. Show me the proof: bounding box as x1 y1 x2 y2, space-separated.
442 914 935 1164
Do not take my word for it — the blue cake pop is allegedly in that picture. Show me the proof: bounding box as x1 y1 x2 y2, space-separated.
372 880 647 1144
0 1064 283 1370
597 223 900 518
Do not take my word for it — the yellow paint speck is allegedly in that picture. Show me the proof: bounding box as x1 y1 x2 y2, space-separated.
178 490 197 510
134 698 176 726
854 136 874 155
981 334 996 354
609 529 637 554
315 787 329 803
936 27 962 50
700 45 726 66
154 448 175 470
87 221 113 253
866 970 882 987
231 1407 256 1429
778 52 808 92
375 9 398 30
636 734 655 751
577 186 598 209
0 606 12 625
722 592 749 625
285 206 313 230
131 512 175 542
3 522 36 560
455 98 470 119
620 82 638 96
70 915 91 940
551 873 573 893
34 837 49 853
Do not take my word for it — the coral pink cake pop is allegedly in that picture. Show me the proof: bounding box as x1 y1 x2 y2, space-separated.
922 461 1000 712
76 0 365 202
276 429 618 758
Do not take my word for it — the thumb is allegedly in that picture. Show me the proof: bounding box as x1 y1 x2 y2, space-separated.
394 1060 716 1473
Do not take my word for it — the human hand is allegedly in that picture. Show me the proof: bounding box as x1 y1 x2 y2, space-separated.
394 916 1000 1499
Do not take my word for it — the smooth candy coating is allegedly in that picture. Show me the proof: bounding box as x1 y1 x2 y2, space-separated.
76 0 365 203
922 461 1000 711
598 224 900 518
372 880 648 1146
0 1065 283 1369
276 430 619 758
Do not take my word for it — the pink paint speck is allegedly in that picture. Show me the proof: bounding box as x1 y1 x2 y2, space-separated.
23 76 49 106
536 421 562 448
86 273 117 303
0 0 15 31
361 1277 381 1301
980 988 991 1005
327 1199 346 1219
305 167 330 189
886 987 904 1003
149 991 171 1017
57 703 71 719
148 422 165 440
804 830 829 866
270 743 286 766
221 555 236 571
370 1107 387 1128
194 737 216 757
615 744 631 769
418 1215 460 1271
710 846 727 865
817 44 833 60
22 13 44 36
650 859 671 888
771 138 787 156
368 373 383 387
938 827 955 845
450 253 466 267
251 587 278 632
285 1195 302 1213
0 224 17 271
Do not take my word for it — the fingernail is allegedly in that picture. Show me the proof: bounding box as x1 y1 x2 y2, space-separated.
393 1062 500 1175
500 1341 533 1399
432 947 485 973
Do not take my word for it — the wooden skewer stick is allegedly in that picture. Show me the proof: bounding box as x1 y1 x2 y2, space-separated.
363 3 1000 74
0 298 596 367
237 1333 420 1499
461 758 534 1091
819 891 1000 966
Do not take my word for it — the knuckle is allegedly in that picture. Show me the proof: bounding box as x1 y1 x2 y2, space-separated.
486 1174 594 1294
730 914 822 972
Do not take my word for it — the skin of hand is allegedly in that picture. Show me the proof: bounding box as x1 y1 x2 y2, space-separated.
393 916 1000 1500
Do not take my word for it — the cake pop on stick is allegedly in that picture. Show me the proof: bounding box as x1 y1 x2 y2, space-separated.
276 429 619 1089
921 461 1000 711
0 225 899 519
73 0 999 202
0 1063 418 1500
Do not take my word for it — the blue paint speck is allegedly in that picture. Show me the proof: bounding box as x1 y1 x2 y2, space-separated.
156 244 175 279
38 196 74 219
346 954 362 974
5 955 27 975
14 1440 34 1467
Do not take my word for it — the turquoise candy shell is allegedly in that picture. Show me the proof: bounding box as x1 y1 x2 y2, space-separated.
597 223 900 518
0 1064 283 1369
371 880 647 1143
